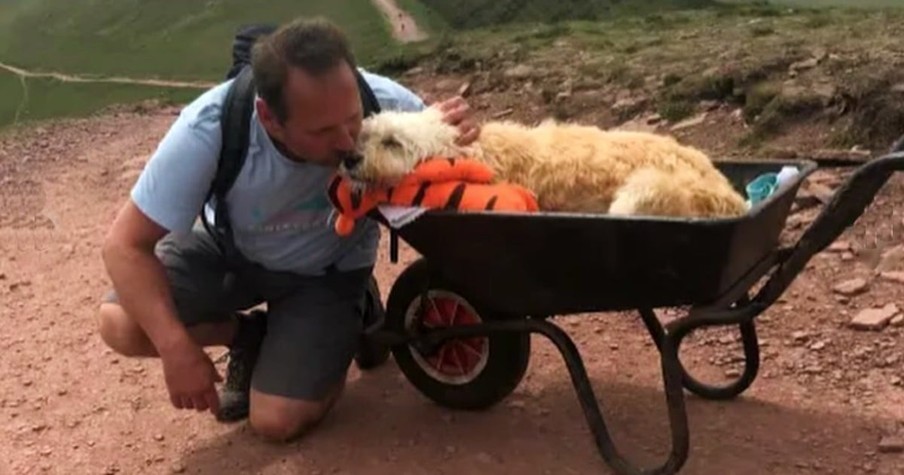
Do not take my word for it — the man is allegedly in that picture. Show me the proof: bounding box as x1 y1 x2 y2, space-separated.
96 17 479 442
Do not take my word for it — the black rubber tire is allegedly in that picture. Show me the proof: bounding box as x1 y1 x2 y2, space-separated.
386 258 531 410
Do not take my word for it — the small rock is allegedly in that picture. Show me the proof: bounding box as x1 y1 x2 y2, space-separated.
725 368 741 378
803 365 823 374
700 100 720 111
792 331 810 343
503 64 534 79
850 304 900 331
833 278 869 296
880 271 904 284
507 399 526 410
670 113 707 131
718 335 736 345
153 434 164 442
809 341 827 351
609 343 619 350
806 182 835 204
892 315 904 327
877 245 904 273
790 57 820 72
878 435 904 453
171 463 186 474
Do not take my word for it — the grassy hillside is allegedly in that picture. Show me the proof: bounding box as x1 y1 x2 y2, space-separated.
0 69 200 127
411 0 718 29
0 0 396 82
0 70 24 127
721 0 904 7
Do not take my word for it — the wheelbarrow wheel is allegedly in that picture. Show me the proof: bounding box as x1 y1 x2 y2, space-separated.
386 258 531 411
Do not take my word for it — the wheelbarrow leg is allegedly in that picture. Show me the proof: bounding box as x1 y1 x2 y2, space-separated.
638 307 761 401
533 320 690 475
402 319 691 474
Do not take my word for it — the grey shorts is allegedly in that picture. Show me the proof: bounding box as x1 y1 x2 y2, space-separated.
104 225 374 401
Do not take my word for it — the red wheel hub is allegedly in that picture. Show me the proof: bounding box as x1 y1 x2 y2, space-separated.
416 294 488 380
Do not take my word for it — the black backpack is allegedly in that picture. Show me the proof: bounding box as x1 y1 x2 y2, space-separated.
200 23 382 262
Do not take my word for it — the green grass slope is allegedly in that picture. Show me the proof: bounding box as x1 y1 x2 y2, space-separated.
411 0 718 30
0 68 200 128
720 0 904 8
0 0 396 81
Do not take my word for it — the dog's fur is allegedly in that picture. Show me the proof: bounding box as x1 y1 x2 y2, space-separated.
342 106 748 218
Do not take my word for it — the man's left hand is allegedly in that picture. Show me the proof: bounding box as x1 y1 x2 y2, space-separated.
434 96 481 146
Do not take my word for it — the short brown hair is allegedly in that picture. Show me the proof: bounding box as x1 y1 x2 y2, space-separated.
251 17 358 123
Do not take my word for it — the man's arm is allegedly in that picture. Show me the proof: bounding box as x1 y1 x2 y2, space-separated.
102 89 226 412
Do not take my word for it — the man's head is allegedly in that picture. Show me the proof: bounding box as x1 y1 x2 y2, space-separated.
340 107 466 188
251 17 363 167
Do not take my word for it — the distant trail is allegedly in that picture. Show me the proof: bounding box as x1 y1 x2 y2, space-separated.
370 0 428 42
0 60 216 89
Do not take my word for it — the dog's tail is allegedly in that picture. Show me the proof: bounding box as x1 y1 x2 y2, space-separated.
608 167 748 219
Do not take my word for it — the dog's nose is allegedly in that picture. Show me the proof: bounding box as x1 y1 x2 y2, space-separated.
341 152 363 170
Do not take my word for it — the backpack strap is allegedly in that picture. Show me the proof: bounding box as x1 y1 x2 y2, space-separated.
201 63 256 262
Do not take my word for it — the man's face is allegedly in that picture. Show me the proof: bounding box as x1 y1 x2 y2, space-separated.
257 62 363 167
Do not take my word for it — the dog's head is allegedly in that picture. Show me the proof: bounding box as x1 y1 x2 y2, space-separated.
338 107 463 188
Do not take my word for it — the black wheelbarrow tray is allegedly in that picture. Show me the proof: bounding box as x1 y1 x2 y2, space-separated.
361 150 904 475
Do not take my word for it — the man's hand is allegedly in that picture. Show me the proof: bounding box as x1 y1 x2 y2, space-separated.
159 337 223 414
433 96 481 146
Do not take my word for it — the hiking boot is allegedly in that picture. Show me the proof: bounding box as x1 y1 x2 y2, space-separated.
354 276 391 370
216 309 267 422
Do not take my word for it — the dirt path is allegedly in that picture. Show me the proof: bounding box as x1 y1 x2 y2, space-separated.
370 0 428 42
0 60 216 89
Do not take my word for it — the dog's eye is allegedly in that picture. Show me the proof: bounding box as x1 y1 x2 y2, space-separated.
381 136 401 148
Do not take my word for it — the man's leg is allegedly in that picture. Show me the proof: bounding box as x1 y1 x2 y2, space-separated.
245 266 372 442
96 226 266 418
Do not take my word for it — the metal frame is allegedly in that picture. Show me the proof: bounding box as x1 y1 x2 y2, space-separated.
367 149 904 474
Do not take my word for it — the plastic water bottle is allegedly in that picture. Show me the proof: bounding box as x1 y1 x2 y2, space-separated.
745 166 800 208
776 166 799 187
746 173 778 206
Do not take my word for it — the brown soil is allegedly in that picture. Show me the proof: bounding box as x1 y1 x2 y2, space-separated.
4 59 904 475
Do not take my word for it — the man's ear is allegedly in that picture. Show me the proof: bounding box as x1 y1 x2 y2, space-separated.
256 98 285 141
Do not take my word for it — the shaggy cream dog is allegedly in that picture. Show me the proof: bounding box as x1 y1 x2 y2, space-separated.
341 106 748 218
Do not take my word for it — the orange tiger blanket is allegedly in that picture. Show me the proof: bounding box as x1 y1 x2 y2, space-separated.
326 157 539 236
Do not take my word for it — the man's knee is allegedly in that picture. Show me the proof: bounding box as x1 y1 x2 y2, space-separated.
97 302 155 357
248 384 345 442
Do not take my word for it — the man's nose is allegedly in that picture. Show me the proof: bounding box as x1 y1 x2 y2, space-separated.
334 125 356 151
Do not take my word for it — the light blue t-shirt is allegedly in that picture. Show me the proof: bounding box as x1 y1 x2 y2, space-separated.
131 68 425 275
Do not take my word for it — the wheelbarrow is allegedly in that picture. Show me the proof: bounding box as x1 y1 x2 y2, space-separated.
360 140 904 475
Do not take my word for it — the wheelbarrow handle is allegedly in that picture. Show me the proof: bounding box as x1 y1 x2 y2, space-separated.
754 150 904 309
